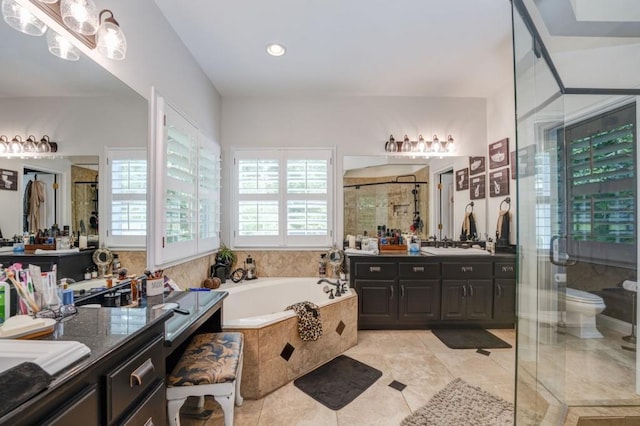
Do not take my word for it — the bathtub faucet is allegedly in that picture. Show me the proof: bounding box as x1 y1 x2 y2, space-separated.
317 278 343 297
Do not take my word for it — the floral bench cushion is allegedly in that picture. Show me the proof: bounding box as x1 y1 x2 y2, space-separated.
167 332 244 387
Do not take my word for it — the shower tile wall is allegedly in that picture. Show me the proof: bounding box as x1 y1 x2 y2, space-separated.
71 165 98 236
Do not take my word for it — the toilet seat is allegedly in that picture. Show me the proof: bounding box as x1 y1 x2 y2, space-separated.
565 288 604 305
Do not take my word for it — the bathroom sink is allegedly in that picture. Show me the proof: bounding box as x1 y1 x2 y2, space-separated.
420 247 490 256
0 340 90 375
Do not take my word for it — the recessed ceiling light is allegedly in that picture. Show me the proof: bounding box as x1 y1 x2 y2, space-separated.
266 43 286 57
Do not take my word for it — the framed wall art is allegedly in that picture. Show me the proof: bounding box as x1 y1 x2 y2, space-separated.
0 169 17 191
489 138 509 169
455 168 469 191
489 168 510 197
469 156 485 176
470 174 486 200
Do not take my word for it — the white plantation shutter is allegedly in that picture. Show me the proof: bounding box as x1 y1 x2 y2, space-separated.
106 149 147 247
233 148 334 248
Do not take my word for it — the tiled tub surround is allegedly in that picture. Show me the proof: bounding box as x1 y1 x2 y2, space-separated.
220 278 358 399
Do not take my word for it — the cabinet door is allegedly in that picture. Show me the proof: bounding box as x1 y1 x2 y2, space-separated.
441 280 467 320
355 279 396 327
399 279 441 323
494 279 516 322
466 279 493 320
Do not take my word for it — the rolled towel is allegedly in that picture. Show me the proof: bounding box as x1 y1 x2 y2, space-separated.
623 280 638 292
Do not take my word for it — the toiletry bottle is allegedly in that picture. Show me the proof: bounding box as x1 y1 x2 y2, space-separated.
319 253 327 278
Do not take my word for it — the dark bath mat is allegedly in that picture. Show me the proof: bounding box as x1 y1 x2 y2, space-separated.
294 355 382 410
432 328 512 349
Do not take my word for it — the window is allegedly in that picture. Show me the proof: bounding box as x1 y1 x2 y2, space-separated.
232 148 334 248
105 148 147 248
563 102 636 265
153 96 221 265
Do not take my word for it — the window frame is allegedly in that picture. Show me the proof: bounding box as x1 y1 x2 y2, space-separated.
231 147 335 249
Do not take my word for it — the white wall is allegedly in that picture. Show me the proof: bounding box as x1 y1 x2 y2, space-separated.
486 81 517 245
221 96 488 246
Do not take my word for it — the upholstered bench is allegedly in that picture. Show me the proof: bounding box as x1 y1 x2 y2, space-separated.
166 332 244 426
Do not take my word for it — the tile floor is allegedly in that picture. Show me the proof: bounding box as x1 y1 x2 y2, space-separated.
179 329 517 426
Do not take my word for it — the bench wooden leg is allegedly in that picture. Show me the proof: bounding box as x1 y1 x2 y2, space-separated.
167 397 186 426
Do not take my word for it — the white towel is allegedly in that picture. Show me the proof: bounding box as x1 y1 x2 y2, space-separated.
344 248 379 256
34 248 80 255
622 280 638 292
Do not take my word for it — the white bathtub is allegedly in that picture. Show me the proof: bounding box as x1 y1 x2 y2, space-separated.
220 277 353 329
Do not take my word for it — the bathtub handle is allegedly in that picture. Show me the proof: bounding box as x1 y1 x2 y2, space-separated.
496 283 502 297
400 285 405 298
389 285 394 299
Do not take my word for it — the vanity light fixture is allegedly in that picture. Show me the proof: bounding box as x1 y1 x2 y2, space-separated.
60 0 98 35
2 0 127 61
266 43 286 57
46 28 80 61
0 134 58 157
384 133 456 157
95 9 126 60
1 0 47 35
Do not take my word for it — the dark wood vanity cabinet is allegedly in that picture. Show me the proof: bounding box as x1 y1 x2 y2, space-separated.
350 254 515 329
353 259 440 328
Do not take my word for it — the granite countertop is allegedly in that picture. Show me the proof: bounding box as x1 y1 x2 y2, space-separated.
40 304 173 384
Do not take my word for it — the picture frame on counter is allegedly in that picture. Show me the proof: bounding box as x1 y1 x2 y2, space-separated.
470 174 486 200
469 156 485 176
489 138 509 169
489 168 510 197
455 168 469 191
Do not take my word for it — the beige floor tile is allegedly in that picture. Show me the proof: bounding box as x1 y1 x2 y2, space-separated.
336 377 412 426
258 382 337 426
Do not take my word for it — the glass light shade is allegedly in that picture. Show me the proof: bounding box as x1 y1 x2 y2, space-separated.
60 0 98 35
24 135 37 153
401 135 413 152
9 136 23 154
0 136 8 154
96 19 126 60
37 135 52 153
446 135 455 152
432 135 441 153
385 135 397 152
46 29 80 61
416 135 427 152
2 0 47 36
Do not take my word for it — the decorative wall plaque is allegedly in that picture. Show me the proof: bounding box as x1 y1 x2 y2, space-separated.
470 174 486 200
488 138 509 169
489 168 510 197
455 168 469 191
0 169 17 191
469 156 485 176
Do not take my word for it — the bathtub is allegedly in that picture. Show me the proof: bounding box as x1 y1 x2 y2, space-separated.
219 277 358 399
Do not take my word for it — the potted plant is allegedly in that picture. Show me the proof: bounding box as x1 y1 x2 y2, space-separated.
214 244 236 281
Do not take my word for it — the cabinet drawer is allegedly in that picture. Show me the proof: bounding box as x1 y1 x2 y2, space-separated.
106 334 165 424
442 262 492 278
494 262 516 277
398 262 439 278
122 381 166 426
46 385 99 426
354 262 396 279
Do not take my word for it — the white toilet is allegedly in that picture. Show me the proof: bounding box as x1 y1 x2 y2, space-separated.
561 288 606 339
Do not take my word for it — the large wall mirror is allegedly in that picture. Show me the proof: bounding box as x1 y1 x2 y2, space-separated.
344 156 489 243
0 19 148 248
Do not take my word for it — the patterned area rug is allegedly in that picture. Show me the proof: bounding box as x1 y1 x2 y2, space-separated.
401 378 514 426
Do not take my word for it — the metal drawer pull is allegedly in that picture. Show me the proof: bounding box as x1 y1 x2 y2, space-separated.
130 358 155 388
462 285 467 297
412 266 425 272
469 284 474 296
496 283 502 297
369 266 381 272
390 285 394 299
501 266 514 272
461 266 473 272
401 285 405 298
144 418 155 426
